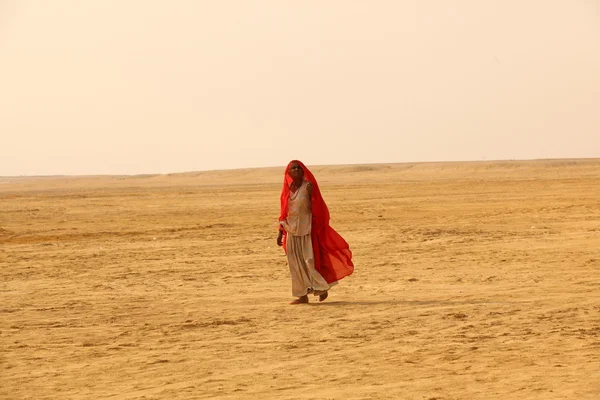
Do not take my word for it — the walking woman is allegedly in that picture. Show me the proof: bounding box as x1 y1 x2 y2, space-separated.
277 160 354 304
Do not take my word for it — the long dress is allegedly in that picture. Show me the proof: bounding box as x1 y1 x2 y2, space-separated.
281 181 334 297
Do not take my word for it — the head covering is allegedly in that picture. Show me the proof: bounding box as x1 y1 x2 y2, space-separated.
279 160 329 230
279 160 354 283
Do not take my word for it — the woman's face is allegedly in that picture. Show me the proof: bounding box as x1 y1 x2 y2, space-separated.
289 162 304 180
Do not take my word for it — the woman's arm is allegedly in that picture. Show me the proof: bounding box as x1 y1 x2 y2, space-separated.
277 221 285 246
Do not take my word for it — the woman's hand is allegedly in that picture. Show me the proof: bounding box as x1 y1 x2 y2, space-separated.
277 230 284 246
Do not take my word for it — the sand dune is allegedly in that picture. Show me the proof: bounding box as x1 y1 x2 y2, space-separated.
2 159 600 399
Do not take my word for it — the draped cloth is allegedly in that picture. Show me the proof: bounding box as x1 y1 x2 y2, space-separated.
279 160 354 284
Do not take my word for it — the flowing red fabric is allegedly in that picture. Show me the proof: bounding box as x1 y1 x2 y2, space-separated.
279 160 354 284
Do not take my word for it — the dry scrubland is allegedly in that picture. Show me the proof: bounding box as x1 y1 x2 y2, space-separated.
1 159 600 399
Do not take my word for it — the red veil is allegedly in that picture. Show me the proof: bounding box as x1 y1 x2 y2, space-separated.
279 160 354 284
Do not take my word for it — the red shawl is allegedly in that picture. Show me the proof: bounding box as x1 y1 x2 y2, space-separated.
279 160 354 284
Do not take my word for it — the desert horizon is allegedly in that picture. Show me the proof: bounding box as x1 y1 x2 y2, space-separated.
2 157 600 179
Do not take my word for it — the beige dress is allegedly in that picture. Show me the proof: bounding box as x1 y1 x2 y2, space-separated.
281 181 333 297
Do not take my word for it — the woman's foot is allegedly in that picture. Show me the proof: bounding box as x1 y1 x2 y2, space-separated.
290 295 309 305
319 291 328 302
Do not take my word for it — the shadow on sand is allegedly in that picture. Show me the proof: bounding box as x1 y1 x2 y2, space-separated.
308 299 513 307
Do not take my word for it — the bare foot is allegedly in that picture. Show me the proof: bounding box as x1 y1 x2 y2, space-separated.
319 291 328 302
290 295 309 305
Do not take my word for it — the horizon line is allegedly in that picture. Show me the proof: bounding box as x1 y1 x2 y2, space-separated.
1 156 598 179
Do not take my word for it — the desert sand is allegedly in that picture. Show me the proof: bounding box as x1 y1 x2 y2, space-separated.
2 159 600 399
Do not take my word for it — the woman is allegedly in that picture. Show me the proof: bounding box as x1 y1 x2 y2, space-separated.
277 160 354 304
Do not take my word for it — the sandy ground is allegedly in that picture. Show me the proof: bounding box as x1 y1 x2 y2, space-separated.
2 159 600 400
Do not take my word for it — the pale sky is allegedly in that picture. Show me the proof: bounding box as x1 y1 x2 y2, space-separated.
1 1 598 176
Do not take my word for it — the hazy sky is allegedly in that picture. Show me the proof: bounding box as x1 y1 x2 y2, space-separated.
1 1 598 176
